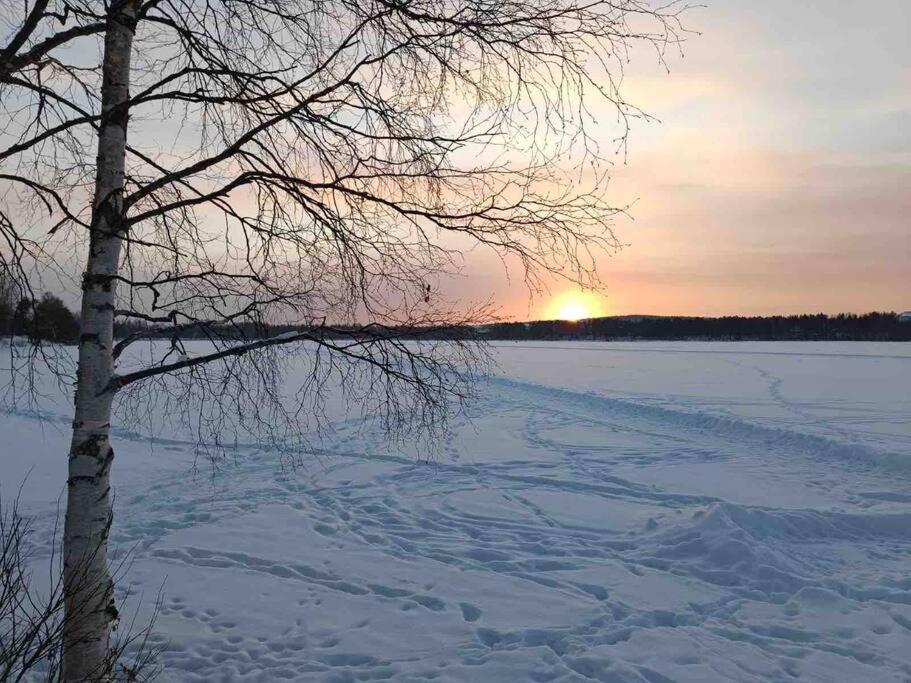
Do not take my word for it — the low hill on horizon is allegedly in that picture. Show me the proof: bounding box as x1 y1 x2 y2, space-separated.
476 312 911 342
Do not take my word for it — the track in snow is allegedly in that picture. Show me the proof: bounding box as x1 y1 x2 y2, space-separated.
107 375 911 681
5 343 911 681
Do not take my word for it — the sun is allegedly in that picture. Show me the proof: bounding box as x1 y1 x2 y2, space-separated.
547 290 606 321
558 300 590 322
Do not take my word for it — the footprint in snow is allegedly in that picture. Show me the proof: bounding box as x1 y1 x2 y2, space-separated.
459 603 482 622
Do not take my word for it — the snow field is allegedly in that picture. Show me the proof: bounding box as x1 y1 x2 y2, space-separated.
2 342 911 681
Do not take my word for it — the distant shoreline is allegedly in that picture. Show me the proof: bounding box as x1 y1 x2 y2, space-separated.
474 313 911 342
6 311 909 346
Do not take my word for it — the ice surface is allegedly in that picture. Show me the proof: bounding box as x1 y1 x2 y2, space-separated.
2 341 911 681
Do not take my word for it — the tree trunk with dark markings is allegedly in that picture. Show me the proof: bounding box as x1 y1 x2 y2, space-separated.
63 0 138 678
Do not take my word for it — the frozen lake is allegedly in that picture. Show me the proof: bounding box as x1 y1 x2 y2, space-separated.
3 342 911 681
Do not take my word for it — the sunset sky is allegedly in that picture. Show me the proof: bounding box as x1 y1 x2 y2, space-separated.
8 0 907 322
478 0 911 320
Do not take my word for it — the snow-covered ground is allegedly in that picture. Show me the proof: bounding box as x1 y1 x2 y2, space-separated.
3 341 911 681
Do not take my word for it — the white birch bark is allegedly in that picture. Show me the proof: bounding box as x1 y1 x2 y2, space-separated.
63 0 138 678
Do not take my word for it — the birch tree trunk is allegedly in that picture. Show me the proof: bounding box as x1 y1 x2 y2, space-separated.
63 0 137 678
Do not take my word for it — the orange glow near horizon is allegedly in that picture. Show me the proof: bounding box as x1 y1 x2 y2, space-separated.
547 290 607 321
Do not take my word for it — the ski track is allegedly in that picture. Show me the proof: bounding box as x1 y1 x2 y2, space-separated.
7 352 911 682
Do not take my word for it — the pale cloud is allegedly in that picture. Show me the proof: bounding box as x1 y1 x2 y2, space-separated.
474 1 911 318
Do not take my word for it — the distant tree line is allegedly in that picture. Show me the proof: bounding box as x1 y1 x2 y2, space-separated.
109 319 475 344
0 272 80 343
2 275 909 345
482 313 911 342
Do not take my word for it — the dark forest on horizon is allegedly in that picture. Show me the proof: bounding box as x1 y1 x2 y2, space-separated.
2 291 909 344
477 312 911 342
